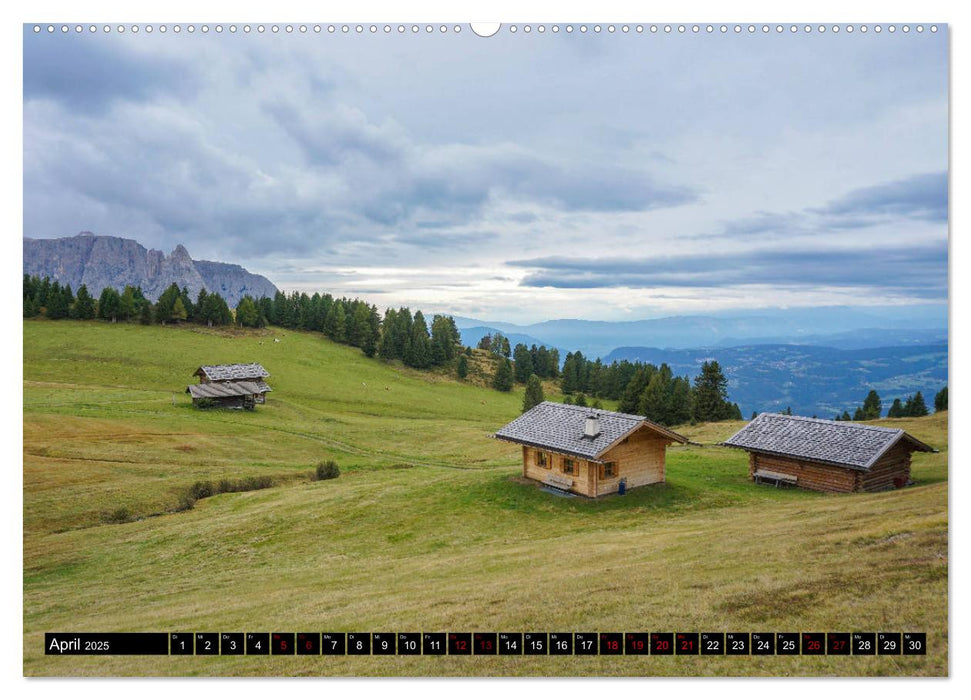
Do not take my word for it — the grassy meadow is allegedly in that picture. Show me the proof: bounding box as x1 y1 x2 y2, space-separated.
22 320 948 676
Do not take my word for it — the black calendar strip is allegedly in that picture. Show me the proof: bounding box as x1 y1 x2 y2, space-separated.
45 632 926 656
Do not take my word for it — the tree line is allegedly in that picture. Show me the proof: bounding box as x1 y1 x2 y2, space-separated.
493 333 741 426
832 386 947 421
23 275 239 327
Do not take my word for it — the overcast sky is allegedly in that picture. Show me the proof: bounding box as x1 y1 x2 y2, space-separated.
23 24 948 322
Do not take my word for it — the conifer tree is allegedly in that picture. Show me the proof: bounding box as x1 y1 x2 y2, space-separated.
195 289 209 322
236 296 260 327
405 310 431 368
522 374 544 413
909 391 929 417
934 386 948 412
493 357 514 391
378 308 399 360
560 352 580 395
171 297 188 323
888 398 904 418
155 283 181 323
72 284 96 320
862 390 882 419
692 360 732 422
513 343 534 383
98 287 121 322
457 354 469 379
138 300 153 325
118 286 137 321
46 281 71 319
638 373 670 424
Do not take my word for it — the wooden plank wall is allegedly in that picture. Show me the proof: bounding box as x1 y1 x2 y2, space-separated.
522 448 596 497
750 444 913 493
750 452 857 493
859 442 912 492
598 428 667 496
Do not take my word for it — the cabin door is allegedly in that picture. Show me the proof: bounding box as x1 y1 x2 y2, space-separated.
587 462 597 496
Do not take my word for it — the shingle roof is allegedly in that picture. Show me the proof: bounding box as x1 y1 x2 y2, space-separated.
186 380 272 399
194 363 269 381
494 401 687 461
722 413 935 471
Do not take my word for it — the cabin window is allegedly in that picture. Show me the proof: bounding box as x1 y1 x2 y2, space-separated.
601 462 617 479
536 451 549 469
562 458 575 475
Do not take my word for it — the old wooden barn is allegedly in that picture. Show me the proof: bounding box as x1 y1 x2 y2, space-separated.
186 363 272 409
494 401 688 497
723 413 935 493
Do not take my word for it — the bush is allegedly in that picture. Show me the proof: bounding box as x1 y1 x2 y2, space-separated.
175 492 197 512
176 474 277 512
104 507 133 524
190 480 215 500
314 460 341 480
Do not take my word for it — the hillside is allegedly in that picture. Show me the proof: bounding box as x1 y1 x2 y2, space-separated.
23 232 278 305
23 320 947 676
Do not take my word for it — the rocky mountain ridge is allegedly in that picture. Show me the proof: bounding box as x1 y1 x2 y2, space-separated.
23 232 278 306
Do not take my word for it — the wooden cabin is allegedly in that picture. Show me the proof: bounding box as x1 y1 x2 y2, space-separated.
186 363 272 409
722 413 936 493
493 401 688 497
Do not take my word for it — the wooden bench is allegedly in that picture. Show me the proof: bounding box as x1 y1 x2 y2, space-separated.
543 473 575 492
753 469 798 488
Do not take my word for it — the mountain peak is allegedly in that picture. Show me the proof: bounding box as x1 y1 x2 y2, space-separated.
170 243 192 261
23 233 278 306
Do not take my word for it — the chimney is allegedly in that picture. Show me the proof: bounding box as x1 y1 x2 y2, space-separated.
584 414 601 439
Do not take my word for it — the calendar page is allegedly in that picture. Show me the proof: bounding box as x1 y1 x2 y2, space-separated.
22 17 948 679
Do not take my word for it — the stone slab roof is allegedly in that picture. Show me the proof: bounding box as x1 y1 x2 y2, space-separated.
722 412 935 471
494 401 687 461
186 380 272 399
194 363 269 381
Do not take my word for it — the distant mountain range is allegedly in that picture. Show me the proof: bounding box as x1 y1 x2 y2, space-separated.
23 233 277 306
453 308 947 357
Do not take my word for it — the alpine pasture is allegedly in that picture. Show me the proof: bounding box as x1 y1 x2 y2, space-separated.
23 320 948 676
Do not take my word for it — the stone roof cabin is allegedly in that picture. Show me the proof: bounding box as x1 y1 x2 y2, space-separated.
186 363 272 409
494 401 688 497
723 413 936 492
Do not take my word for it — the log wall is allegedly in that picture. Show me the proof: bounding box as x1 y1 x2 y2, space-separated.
750 452 857 493
749 444 913 493
858 443 912 492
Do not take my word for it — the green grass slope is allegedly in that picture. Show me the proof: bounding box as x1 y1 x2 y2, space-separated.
23 320 948 676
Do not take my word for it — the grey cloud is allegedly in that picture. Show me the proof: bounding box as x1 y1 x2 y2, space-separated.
23 31 190 113
511 242 947 294
266 97 697 228
813 172 947 222
387 230 500 250
707 171 949 242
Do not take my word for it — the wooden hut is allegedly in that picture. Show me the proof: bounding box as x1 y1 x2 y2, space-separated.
493 401 688 497
186 363 272 409
722 413 935 493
